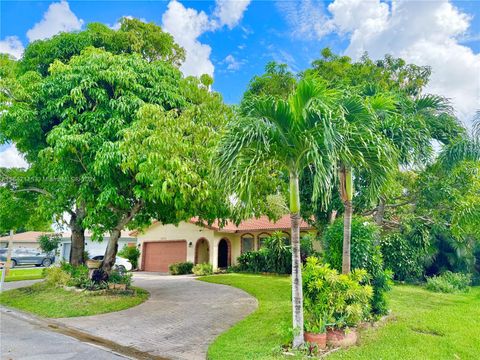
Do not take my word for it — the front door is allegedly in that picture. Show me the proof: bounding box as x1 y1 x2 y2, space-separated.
218 239 229 268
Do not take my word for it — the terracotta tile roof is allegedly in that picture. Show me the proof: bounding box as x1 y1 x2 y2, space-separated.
190 214 313 233
0 231 55 242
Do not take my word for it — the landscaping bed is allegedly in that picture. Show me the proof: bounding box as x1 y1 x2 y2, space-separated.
200 274 480 359
0 281 148 318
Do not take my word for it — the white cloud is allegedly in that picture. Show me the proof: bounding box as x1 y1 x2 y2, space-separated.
224 54 244 71
0 36 24 59
162 0 214 77
213 0 251 29
26 0 84 42
281 0 480 125
0 145 28 168
110 15 147 30
277 0 333 39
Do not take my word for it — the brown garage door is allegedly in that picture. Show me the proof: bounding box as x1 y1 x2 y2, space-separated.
143 241 187 272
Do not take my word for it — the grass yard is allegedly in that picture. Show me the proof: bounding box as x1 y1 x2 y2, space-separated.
2 268 45 282
0 282 149 318
200 274 480 360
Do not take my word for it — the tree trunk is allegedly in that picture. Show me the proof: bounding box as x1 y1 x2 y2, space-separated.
374 197 386 226
339 166 353 274
102 228 121 273
342 200 352 274
69 206 86 266
290 172 304 348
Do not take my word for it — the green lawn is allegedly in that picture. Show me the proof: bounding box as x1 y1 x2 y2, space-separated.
200 274 480 360
0 282 149 318
3 268 45 282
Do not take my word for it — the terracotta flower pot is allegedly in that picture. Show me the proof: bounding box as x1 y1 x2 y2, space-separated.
304 332 327 349
327 328 357 348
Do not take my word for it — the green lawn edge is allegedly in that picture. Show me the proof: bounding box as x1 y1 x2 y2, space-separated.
0 282 149 318
3 268 46 282
199 274 480 360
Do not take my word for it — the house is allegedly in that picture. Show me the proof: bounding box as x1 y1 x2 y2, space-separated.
0 230 137 259
0 231 54 250
132 215 317 272
59 230 137 261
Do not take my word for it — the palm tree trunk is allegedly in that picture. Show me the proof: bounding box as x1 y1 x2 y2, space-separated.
342 199 352 274
339 166 353 274
290 171 304 347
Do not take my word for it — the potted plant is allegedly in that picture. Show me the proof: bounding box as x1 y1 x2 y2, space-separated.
304 316 328 349
326 326 358 348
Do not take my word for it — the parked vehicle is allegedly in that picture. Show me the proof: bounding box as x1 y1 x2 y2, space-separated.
0 248 55 268
90 255 132 272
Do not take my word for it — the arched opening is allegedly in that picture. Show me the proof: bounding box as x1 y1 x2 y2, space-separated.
195 238 210 264
218 238 231 268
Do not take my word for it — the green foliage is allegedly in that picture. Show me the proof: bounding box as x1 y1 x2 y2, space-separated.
193 263 214 276
323 217 393 316
235 233 317 274
118 245 140 269
59 262 91 288
38 234 62 254
44 266 71 287
108 270 133 286
380 230 428 282
19 18 184 76
425 271 472 293
169 261 194 275
303 257 373 330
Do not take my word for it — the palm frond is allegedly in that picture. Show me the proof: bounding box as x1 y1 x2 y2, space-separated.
439 138 480 168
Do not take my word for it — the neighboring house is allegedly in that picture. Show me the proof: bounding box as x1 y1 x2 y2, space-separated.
132 215 317 272
0 231 55 250
59 230 137 261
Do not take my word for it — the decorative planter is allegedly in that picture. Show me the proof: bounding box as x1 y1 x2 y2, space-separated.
327 328 357 348
86 259 102 269
108 283 127 290
304 332 327 349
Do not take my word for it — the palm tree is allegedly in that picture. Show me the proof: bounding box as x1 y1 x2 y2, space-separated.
336 95 397 273
439 111 480 167
216 78 340 347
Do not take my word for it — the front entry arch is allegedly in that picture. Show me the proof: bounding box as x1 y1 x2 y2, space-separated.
218 238 231 268
195 238 210 264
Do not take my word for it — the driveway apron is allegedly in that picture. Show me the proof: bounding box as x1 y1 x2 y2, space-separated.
56 273 257 360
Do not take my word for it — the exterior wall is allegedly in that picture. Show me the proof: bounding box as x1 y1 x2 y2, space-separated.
136 222 319 271
137 221 215 270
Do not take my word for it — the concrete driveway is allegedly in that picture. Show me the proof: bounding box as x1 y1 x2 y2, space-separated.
57 273 257 360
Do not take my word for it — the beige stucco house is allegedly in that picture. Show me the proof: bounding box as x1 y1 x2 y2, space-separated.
132 215 316 272
0 231 53 249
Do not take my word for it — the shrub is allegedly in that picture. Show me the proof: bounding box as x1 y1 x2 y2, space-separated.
263 231 292 274
44 266 71 287
303 257 372 330
380 228 429 282
38 234 62 255
59 262 91 288
169 261 194 275
323 217 393 316
118 245 140 270
426 271 471 293
237 250 268 273
193 263 213 276
108 270 133 286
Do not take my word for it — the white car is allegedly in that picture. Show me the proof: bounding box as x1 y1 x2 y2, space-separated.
91 255 132 272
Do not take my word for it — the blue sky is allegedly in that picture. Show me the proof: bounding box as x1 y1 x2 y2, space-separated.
0 0 479 165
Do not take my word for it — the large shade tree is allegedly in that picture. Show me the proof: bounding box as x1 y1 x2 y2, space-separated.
0 18 187 266
216 78 340 347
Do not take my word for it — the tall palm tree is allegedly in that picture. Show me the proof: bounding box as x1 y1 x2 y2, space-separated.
336 95 397 273
216 78 340 347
